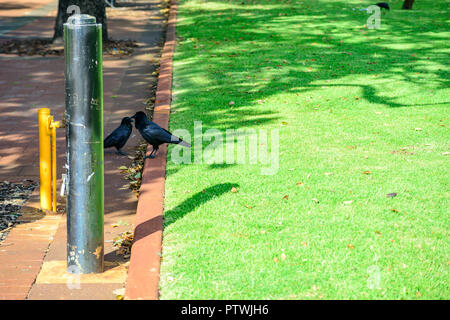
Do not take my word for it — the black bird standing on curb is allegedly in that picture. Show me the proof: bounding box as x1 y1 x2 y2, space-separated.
131 111 191 159
104 117 133 156
376 2 390 10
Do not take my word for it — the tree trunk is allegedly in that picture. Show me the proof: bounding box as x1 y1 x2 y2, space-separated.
402 0 415 9
53 0 108 42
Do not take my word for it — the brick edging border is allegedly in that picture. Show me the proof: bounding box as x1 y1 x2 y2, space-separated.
124 0 178 300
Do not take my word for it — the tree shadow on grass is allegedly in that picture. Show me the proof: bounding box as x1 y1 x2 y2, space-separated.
169 0 449 131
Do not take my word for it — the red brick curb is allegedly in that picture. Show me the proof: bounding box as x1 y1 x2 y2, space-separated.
124 0 178 300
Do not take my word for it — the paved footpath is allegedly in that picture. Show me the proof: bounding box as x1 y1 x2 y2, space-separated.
0 0 57 37
0 0 165 299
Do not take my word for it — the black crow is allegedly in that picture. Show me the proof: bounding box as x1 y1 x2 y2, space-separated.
131 111 191 159
376 2 390 10
104 117 133 156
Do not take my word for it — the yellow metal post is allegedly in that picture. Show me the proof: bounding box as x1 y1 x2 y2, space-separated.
51 124 57 212
38 108 52 211
50 120 63 212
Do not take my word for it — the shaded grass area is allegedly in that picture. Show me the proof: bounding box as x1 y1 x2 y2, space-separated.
159 0 449 299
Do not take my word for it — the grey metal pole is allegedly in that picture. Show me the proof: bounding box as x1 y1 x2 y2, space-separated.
64 14 104 274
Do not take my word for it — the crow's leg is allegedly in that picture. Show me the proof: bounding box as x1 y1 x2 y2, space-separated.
116 148 127 156
145 146 158 159
145 148 155 159
152 146 159 158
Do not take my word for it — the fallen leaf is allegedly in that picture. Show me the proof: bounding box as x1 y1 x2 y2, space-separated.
390 208 399 213
414 128 422 131
347 244 355 249
311 198 319 203
281 253 287 261
283 195 289 200
324 172 333 176
296 182 304 186
231 187 238 193
274 257 279 263
386 193 397 198
343 200 353 205
363 170 371 175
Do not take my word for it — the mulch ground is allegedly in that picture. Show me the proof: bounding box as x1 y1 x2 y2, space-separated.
0 38 139 57
0 180 37 243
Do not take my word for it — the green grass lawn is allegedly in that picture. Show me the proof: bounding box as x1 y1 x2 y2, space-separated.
158 0 449 299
